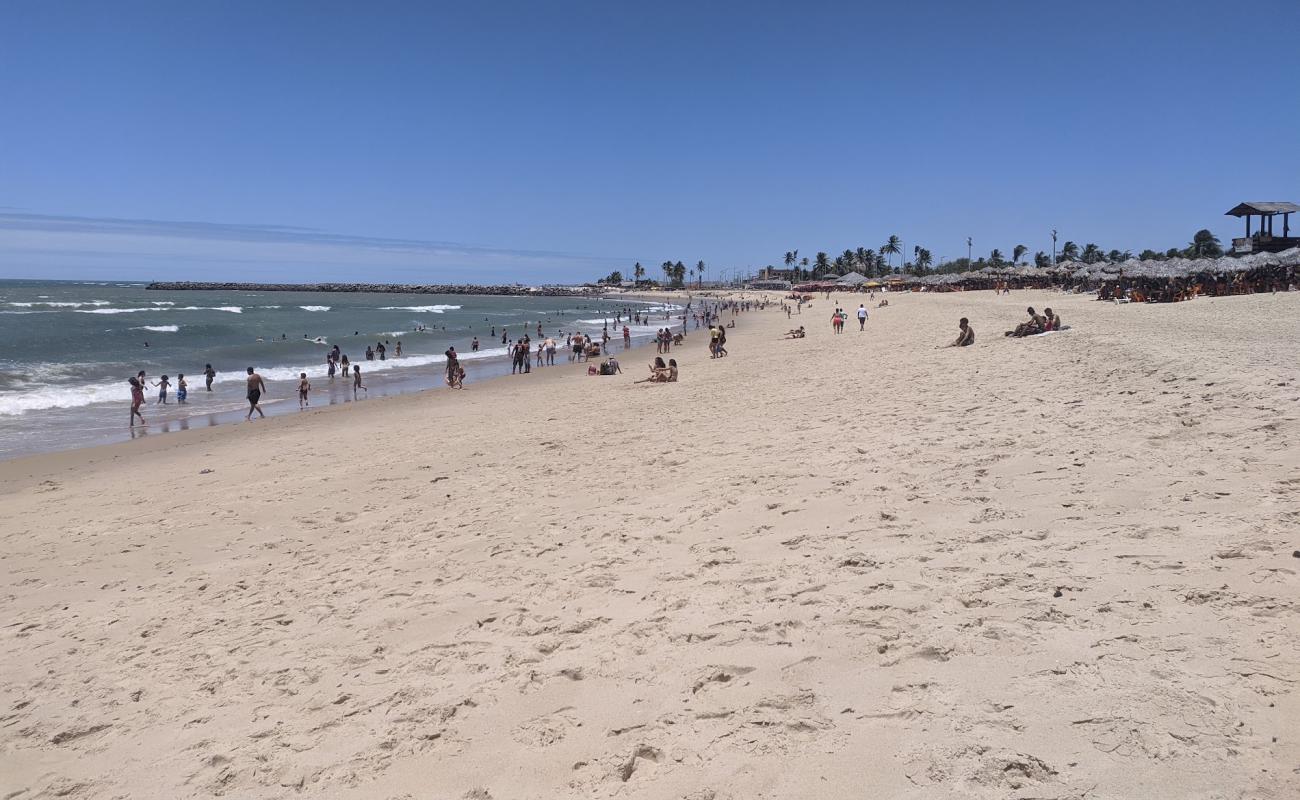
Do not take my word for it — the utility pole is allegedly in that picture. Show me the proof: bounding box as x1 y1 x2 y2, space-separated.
967 237 972 265
1051 229 1058 266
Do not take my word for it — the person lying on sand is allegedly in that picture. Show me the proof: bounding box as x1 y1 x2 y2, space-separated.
784 326 806 339
948 318 975 347
1005 306 1046 337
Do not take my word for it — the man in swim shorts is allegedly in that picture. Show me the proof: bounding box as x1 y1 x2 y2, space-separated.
245 367 267 420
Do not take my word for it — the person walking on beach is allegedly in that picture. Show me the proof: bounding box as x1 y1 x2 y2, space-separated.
128 377 146 427
245 367 267 420
203 364 216 391
471 336 479 352
544 336 556 365
297 373 312 408
857 304 868 331
352 364 366 398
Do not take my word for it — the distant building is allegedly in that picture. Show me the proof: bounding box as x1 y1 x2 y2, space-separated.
1226 201 1299 254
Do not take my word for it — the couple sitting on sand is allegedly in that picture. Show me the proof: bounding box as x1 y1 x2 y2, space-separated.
636 356 678 383
1005 306 1063 338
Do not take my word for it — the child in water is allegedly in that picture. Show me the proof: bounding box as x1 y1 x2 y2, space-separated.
176 374 187 404
352 364 366 398
297 372 311 408
154 375 170 404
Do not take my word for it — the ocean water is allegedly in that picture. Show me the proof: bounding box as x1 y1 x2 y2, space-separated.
0 280 684 458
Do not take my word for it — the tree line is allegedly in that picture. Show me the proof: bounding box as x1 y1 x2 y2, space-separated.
767 230 1226 280
597 260 707 288
593 230 1227 286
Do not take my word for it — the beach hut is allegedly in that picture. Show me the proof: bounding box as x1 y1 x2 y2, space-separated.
837 271 868 286
1226 202 1300 254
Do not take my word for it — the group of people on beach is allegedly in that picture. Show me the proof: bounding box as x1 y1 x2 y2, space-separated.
123 297 770 429
128 364 221 426
829 304 870 333
324 345 368 396
1005 306 1063 337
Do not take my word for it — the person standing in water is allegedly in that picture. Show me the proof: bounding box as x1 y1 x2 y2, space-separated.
203 364 216 391
297 372 311 408
245 367 267 420
176 374 187 404
352 364 366 398
153 374 171 404
128 377 146 427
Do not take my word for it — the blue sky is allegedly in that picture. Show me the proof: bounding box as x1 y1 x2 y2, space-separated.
1 0 1297 283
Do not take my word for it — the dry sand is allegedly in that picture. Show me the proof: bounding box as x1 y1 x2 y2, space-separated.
2 289 1297 799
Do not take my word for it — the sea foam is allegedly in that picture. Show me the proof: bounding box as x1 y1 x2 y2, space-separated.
378 305 462 313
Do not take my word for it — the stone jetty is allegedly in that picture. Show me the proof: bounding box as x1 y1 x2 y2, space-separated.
145 282 598 296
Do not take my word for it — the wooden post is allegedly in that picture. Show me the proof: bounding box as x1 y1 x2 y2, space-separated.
1246 216 1251 237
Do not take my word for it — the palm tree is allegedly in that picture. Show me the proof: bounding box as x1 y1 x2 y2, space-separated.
1060 241 1080 261
633 262 645 285
661 261 674 285
1013 244 1028 264
915 248 933 273
696 260 705 288
814 252 830 275
851 247 869 277
1081 243 1102 264
840 249 856 276
800 257 809 280
1034 251 1050 268
1189 229 1223 258
881 235 901 272
990 248 1004 266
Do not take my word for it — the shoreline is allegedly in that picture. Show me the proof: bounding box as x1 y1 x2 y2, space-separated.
0 289 699 461
0 291 726 473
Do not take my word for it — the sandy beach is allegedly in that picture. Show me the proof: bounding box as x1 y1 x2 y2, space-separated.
2 289 1297 799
